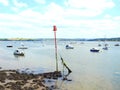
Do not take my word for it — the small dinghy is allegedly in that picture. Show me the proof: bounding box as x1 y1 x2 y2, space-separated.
13 50 24 56
90 48 99 52
66 45 74 49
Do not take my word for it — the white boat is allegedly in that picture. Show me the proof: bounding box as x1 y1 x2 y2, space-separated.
13 50 24 56
65 45 74 49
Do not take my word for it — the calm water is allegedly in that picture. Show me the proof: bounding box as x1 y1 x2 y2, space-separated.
0 41 120 90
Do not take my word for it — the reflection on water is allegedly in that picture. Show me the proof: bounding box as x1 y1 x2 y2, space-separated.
14 54 25 59
0 41 120 90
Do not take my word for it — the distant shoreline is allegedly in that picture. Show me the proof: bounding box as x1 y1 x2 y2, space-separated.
0 37 120 41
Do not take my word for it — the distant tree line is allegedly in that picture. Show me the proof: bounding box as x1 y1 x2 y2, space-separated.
0 37 120 41
88 37 120 41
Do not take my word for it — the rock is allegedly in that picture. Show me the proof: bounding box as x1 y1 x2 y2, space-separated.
5 82 22 90
23 86 34 90
32 84 39 89
0 70 62 90
0 71 7 83
0 85 5 90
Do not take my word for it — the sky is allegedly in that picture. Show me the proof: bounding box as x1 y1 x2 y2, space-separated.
0 0 120 39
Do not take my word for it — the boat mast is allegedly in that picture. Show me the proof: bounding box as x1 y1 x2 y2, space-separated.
53 25 58 72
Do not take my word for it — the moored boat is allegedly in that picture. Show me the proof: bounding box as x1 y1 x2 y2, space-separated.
18 42 28 49
90 48 100 52
103 46 108 50
13 50 24 56
18 46 28 49
18 45 28 49
114 44 119 46
6 45 13 48
66 45 74 49
98 44 101 46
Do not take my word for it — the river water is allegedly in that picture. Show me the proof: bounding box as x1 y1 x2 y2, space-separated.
0 41 120 90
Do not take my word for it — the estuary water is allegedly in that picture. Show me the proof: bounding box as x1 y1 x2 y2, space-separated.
0 41 120 90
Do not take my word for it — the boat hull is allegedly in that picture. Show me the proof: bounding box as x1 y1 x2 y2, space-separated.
90 48 99 52
90 49 99 52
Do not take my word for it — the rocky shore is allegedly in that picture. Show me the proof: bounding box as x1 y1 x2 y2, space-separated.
0 69 62 90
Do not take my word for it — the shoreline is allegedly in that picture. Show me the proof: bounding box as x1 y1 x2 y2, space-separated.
0 69 62 90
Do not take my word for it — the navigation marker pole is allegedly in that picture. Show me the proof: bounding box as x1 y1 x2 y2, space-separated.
53 25 58 72
53 25 59 89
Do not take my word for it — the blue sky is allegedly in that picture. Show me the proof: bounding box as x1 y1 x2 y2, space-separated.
0 0 120 39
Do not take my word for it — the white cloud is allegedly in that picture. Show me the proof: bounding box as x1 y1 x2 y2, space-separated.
104 14 112 19
66 0 115 9
64 0 115 17
13 0 28 8
19 2 65 21
0 0 9 6
64 8 101 17
0 9 120 38
19 9 43 18
113 16 120 20
0 0 119 38
11 0 28 12
0 12 54 38
35 0 46 4
11 7 19 12
44 2 65 21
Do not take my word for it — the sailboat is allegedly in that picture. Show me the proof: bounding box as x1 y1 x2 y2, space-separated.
103 46 108 50
102 36 108 50
18 42 28 49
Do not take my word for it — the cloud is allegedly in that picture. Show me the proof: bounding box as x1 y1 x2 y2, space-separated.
0 0 119 38
0 12 54 38
35 0 46 4
66 0 115 9
104 14 112 19
11 0 28 12
0 11 120 38
64 0 115 17
0 0 9 6
44 2 65 21
19 9 43 18
13 0 28 8
64 8 101 17
114 16 120 20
